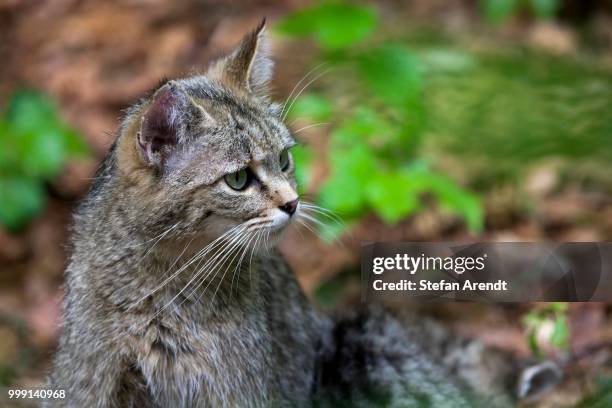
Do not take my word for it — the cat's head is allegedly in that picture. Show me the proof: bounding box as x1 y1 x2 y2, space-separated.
114 21 299 247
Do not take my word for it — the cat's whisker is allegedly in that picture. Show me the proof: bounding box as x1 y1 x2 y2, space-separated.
280 62 329 119
143 236 195 299
298 209 349 249
230 229 259 297
145 238 240 321
281 67 332 122
248 229 263 287
300 208 344 231
300 201 335 214
230 230 259 301
196 230 255 305
265 226 272 255
292 219 307 240
291 122 330 135
131 222 181 272
183 229 242 279
296 218 318 236
130 223 247 308
300 201 346 227
186 223 259 302
81 176 110 181
298 212 328 230
300 201 353 245
180 230 250 304
134 222 180 248
150 224 249 316
298 211 336 234
296 213 322 231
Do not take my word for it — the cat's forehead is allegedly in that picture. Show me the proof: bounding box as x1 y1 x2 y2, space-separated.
181 127 291 186
169 77 294 184
202 97 293 152
177 114 290 186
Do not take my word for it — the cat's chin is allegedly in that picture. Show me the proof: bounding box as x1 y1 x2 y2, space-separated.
254 212 293 247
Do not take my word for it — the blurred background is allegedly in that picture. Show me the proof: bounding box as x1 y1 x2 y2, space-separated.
0 0 611 405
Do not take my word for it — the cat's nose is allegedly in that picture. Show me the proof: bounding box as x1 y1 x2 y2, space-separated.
279 198 299 216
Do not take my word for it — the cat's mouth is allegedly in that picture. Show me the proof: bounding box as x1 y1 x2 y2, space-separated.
261 208 293 233
247 207 295 238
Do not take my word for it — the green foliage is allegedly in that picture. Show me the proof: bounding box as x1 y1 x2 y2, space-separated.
577 377 612 408
287 94 333 122
279 3 483 237
529 0 560 19
0 90 88 231
291 145 314 193
357 45 422 107
480 0 561 23
481 0 518 23
522 303 570 358
422 45 612 189
275 1 377 50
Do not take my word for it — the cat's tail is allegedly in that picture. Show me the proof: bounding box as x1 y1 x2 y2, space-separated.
413 315 562 404
314 307 562 407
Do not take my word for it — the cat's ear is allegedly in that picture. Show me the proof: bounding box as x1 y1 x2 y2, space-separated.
137 81 206 167
208 19 273 96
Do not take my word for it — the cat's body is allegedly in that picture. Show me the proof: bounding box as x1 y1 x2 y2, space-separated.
48 22 552 407
53 235 323 406
47 23 326 406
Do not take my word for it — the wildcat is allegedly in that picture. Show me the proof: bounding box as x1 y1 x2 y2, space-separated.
47 22 556 407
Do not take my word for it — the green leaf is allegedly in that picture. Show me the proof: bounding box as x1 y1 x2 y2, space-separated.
319 144 376 215
528 0 559 19
288 94 333 122
291 144 314 192
357 44 422 107
365 172 420 224
480 0 519 24
62 126 90 157
5 90 89 178
20 128 67 178
0 177 46 231
319 176 364 216
550 314 569 350
0 89 90 230
276 2 378 49
522 311 543 327
0 120 15 169
5 90 57 136
287 94 333 122
330 106 394 148
407 170 483 232
527 330 541 358
549 302 568 313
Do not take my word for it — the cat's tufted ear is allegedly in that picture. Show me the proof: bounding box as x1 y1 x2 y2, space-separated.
208 19 273 96
137 81 205 168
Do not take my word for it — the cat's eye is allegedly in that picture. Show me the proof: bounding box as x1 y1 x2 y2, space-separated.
280 150 290 172
224 169 249 191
